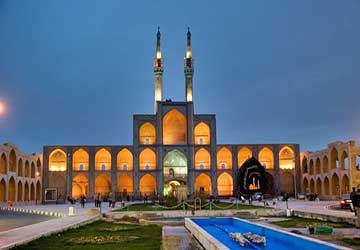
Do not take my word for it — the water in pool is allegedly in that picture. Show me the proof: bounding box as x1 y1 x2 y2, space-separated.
0 210 54 232
191 218 338 250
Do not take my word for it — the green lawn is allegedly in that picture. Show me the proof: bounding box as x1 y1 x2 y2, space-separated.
271 217 353 228
13 221 162 250
114 202 266 212
341 237 360 246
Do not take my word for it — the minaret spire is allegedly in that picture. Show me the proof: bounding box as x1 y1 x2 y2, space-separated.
184 27 194 102
154 26 163 112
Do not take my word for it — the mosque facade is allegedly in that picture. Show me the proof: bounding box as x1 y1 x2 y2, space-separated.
42 30 301 202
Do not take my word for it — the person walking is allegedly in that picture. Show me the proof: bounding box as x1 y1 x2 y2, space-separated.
350 187 357 215
80 195 86 208
94 193 99 208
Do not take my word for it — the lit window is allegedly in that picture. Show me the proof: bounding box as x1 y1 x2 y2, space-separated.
79 164 84 171
221 162 226 169
122 164 128 171
145 138 150 144
101 164 106 171
199 137 204 144
145 164 150 170
200 164 204 170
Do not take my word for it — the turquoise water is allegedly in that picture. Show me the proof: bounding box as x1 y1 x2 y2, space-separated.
0 210 54 232
192 218 337 250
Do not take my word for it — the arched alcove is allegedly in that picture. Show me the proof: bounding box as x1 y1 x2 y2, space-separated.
195 148 211 170
163 109 187 144
0 153 7 175
217 172 233 196
258 147 274 169
95 174 111 197
139 174 156 196
194 122 210 145
49 149 67 172
217 147 232 170
237 147 252 167
117 148 133 171
139 148 156 170
73 148 89 171
117 174 133 195
195 173 212 195
279 146 295 170
139 122 156 145
9 150 16 172
72 174 88 199
95 148 111 171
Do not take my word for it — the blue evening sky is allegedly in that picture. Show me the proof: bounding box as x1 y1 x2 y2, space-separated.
0 1 359 153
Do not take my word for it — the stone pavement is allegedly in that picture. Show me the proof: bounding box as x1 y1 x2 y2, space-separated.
0 202 117 250
162 226 203 250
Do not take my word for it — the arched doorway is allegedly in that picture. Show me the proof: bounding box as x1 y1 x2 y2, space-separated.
24 182 29 201
117 148 133 171
330 148 339 169
195 173 211 195
95 174 111 198
217 147 232 170
0 153 7 175
95 148 111 171
217 173 233 196
279 146 295 170
139 148 156 170
258 147 274 169
316 178 322 195
72 148 89 171
30 183 35 200
17 181 23 202
139 122 156 145
163 150 187 198
36 181 41 201
324 177 330 195
117 174 133 197
310 179 315 193
237 147 252 167
139 174 156 196
72 175 88 199
0 179 6 202
162 109 187 144
195 148 211 170
341 175 349 194
331 173 340 197
8 177 16 202
194 122 210 145
303 178 309 193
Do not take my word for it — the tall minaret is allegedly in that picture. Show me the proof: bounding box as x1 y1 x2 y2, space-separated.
154 27 163 112
184 27 194 102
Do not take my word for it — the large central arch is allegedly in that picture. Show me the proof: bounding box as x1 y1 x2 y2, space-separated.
162 109 187 144
163 150 187 197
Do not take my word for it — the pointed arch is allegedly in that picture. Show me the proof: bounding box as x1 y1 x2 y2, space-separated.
72 174 88 199
195 148 211 170
73 148 89 171
36 181 41 201
95 148 111 171
279 146 295 170
0 153 7 175
17 181 23 202
163 149 187 178
340 151 349 170
36 158 41 176
315 158 321 175
341 175 349 194
31 162 36 178
49 149 67 172
9 149 16 172
30 183 35 200
258 147 274 169
302 178 309 193
117 148 133 171
217 172 233 196
139 148 156 170
18 158 23 177
330 148 339 169
24 182 29 201
310 179 315 193
194 122 210 145
324 177 330 195
25 161 30 177
309 159 314 175
95 174 111 197
322 156 329 173
302 157 308 174
139 174 156 196
8 177 16 202
331 173 340 196
316 178 322 195
237 147 252 167
217 147 232 170
195 173 211 195
162 109 187 144
0 179 6 202
117 174 133 195
139 122 156 145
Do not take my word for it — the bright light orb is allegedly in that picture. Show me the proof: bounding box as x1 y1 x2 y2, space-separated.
0 102 5 115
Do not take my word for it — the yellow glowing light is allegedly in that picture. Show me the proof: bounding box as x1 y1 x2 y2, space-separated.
156 51 162 59
186 51 192 58
280 163 295 170
49 165 66 172
0 102 5 115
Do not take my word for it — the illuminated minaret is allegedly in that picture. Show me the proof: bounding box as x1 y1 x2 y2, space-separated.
184 27 194 102
154 27 163 112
